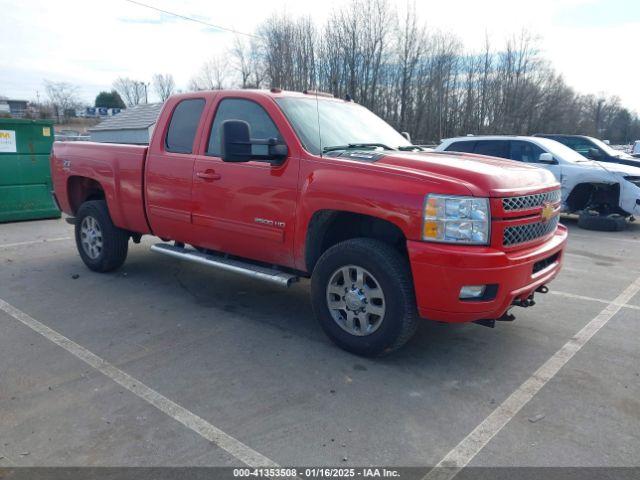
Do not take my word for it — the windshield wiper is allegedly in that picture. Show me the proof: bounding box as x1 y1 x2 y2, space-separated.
322 143 396 153
398 145 425 151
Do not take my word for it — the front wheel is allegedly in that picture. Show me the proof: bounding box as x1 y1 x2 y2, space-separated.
311 238 419 356
75 200 129 272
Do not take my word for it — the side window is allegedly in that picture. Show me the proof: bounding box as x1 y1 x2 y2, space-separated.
165 98 205 154
446 141 475 153
509 141 545 163
208 98 282 157
564 138 593 157
474 140 508 159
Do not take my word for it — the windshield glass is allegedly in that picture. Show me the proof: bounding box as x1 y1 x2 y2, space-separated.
536 137 596 163
275 97 410 155
588 137 625 157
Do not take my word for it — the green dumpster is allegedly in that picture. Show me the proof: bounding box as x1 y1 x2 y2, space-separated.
0 118 61 222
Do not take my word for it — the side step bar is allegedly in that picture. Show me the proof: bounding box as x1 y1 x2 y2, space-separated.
151 243 299 287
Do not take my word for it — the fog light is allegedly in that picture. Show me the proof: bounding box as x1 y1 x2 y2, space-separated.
459 285 486 299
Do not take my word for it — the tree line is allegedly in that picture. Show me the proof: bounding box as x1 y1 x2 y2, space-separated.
189 0 640 144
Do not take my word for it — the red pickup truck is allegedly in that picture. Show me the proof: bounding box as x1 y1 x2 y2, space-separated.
51 89 567 356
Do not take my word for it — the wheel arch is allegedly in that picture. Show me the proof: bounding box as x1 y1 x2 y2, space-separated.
67 176 106 215
304 210 408 273
565 181 623 214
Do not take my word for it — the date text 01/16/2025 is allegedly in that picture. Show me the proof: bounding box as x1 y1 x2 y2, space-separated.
232 468 400 478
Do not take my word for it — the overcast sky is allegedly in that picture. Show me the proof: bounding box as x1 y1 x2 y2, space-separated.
1 0 639 111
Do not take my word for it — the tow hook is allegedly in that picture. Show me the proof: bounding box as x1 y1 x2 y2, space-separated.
473 310 516 328
536 285 549 294
513 294 535 308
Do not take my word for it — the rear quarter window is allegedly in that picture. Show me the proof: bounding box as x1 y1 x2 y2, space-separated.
165 98 205 154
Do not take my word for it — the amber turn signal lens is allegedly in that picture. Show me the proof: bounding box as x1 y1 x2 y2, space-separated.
423 220 439 239
424 198 438 218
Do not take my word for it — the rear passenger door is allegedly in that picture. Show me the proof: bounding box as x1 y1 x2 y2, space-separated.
473 140 509 159
145 97 206 242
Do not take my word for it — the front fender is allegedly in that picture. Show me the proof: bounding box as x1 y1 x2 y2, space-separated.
292 160 472 271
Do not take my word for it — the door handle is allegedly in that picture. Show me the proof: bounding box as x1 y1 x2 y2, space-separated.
196 169 221 181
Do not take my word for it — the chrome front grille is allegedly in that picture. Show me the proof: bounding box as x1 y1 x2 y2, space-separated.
502 189 561 211
503 216 559 246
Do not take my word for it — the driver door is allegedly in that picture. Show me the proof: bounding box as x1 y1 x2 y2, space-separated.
190 97 299 268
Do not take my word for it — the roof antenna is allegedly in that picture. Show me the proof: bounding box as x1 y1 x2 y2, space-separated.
313 86 322 157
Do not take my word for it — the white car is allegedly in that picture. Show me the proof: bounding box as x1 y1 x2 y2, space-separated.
632 140 640 158
435 136 640 229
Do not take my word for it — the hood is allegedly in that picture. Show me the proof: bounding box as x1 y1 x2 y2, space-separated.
375 151 559 197
614 152 637 160
581 160 640 177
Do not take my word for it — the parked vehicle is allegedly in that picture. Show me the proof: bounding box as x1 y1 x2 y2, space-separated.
632 140 640 158
534 134 640 167
51 90 567 356
436 135 640 231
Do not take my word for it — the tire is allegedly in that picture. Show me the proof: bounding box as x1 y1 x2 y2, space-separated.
75 200 129 272
577 211 627 232
311 238 419 356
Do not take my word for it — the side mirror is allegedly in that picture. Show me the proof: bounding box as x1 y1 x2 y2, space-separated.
221 120 251 162
588 148 602 159
221 119 288 164
538 152 557 164
267 139 288 161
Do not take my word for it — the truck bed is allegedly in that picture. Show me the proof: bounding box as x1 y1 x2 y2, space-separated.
51 141 151 234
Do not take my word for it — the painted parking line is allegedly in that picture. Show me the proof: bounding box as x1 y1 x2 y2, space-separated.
423 274 640 480
551 290 640 311
0 237 71 250
0 298 278 468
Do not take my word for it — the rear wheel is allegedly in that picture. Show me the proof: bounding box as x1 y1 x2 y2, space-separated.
75 200 129 272
311 238 419 356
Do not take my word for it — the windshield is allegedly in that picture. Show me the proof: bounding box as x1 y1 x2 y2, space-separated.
275 97 411 155
535 137 596 163
588 137 627 157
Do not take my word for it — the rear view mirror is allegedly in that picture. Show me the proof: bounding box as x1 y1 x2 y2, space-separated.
588 148 602 159
268 139 288 160
401 131 411 142
221 120 251 162
221 120 288 164
538 152 557 164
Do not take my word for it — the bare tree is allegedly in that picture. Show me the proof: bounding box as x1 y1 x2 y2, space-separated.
189 7 640 143
189 56 230 91
113 77 147 106
44 80 80 122
152 73 175 101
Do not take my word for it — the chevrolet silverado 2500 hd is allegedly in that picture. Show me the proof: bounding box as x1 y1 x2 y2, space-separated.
51 89 568 356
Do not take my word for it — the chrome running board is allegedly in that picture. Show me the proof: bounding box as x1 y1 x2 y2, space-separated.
151 243 299 287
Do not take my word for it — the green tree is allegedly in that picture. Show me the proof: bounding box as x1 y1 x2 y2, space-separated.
94 90 126 109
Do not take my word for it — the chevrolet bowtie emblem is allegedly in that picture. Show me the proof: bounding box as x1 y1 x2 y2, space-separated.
541 202 555 223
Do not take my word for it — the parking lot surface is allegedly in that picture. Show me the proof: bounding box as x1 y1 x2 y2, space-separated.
1 217 639 471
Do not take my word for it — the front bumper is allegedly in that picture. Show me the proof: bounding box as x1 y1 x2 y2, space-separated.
408 224 568 322
620 181 640 216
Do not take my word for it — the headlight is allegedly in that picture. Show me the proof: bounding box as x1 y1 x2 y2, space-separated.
422 194 490 245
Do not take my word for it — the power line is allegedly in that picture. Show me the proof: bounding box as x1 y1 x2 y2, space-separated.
123 0 262 39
